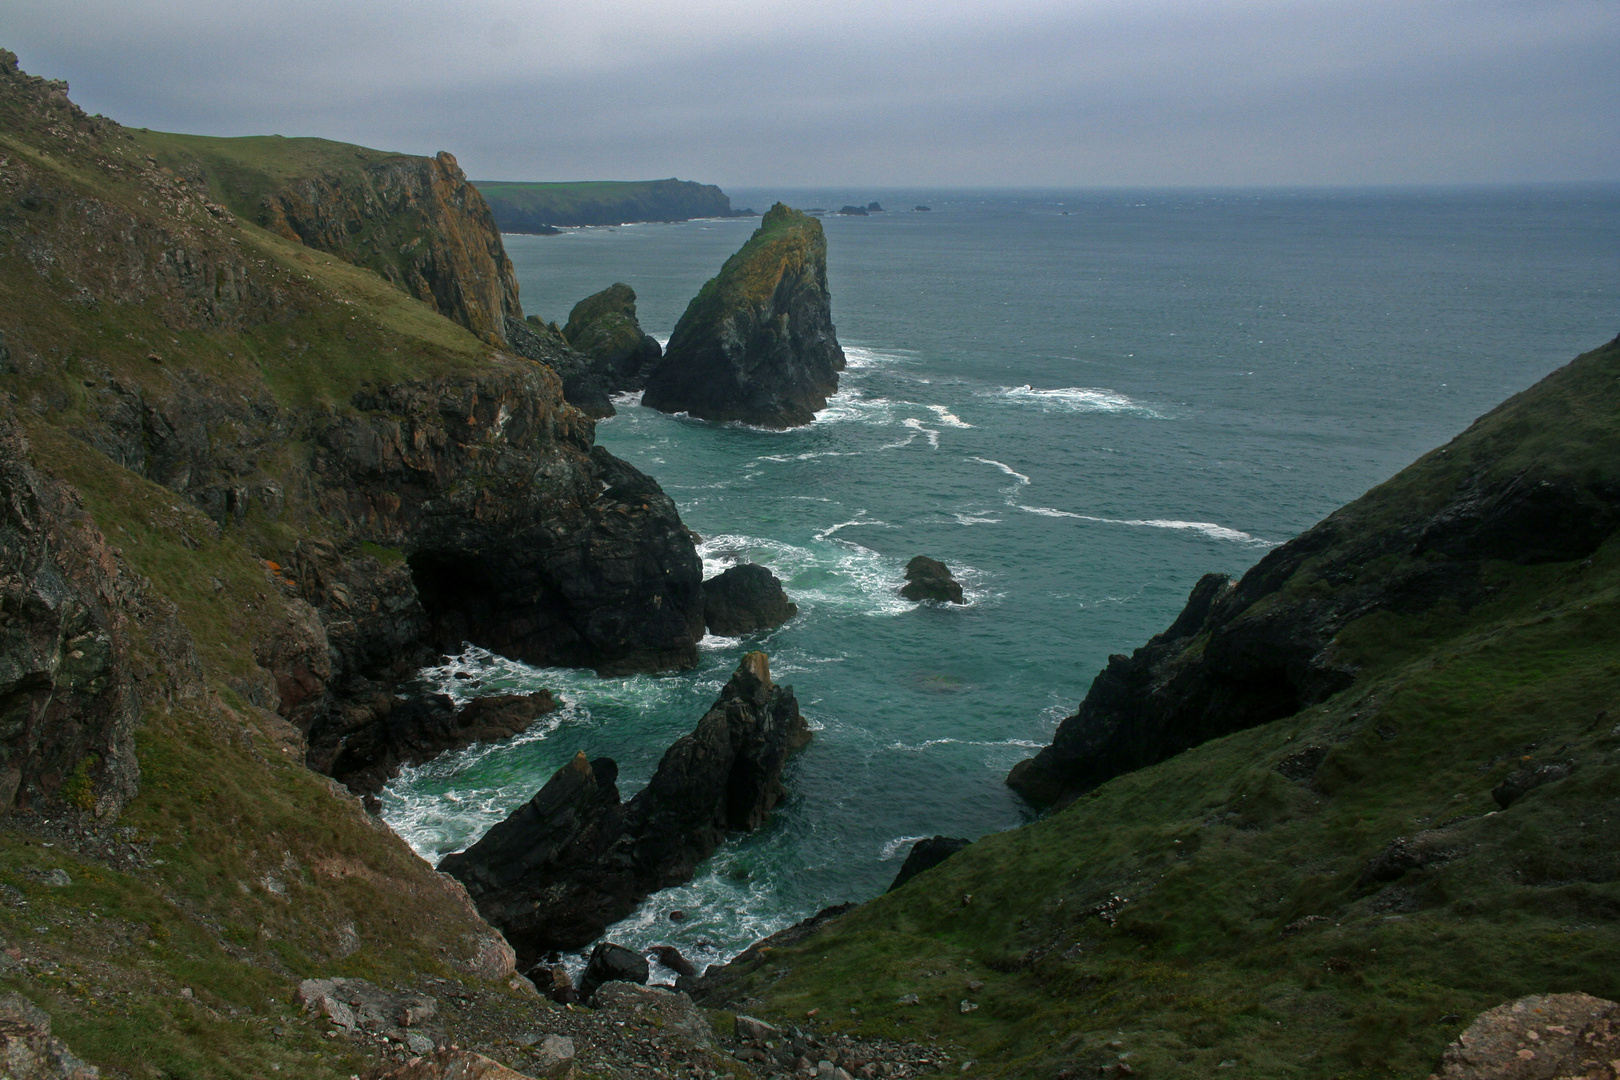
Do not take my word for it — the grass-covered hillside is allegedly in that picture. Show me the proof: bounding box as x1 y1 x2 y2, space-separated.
695 336 1620 1079
474 178 739 231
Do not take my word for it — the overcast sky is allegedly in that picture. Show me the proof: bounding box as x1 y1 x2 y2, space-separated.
4 0 1617 187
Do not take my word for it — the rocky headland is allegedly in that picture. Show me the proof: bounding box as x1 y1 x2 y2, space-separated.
474 178 742 231
561 283 664 392
1007 332 1620 807
439 652 810 965
642 203 845 428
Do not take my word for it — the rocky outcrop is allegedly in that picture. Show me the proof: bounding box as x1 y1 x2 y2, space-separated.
1436 993 1618 1079
296 977 443 1055
0 405 143 817
577 942 649 1003
504 316 615 418
439 652 810 963
888 836 971 892
1008 334 1620 807
561 284 663 393
642 204 844 428
703 564 797 635
316 691 558 795
258 151 522 346
0 991 100 1079
900 556 964 604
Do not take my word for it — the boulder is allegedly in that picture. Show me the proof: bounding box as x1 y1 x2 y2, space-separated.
650 944 697 978
703 564 798 635
439 652 811 965
900 556 965 604
577 942 649 1003
1492 761 1574 809
562 283 664 392
1435 993 1618 1079
0 992 100 1079
296 977 444 1047
888 836 972 892
643 203 845 429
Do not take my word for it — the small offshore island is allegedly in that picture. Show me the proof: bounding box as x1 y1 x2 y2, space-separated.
0 48 1614 1080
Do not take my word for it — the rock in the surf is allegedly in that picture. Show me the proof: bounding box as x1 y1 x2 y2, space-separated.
562 283 664 392
577 942 650 1003
900 556 965 604
438 652 810 965
642 203 844 428
703 563 798 635
888 836 972 892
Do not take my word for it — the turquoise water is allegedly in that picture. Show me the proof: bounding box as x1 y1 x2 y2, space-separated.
383 187 1620 977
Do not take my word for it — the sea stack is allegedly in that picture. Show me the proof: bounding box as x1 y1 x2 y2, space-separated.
562 283 664 392
642 203 844 428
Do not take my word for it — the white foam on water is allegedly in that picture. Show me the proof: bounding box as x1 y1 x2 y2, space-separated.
926 404 973 428
696 533 818 579
887 737 1046 753
611 389 645 407
990 384 1163 418
953 512 1002 525
902 417 941 449
880 835 932 860
1014 505 1271 544
970 456 1032 487
842 344 914 370
813 516 894 542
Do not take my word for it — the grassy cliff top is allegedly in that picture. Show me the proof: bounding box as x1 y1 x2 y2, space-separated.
474 178 734 229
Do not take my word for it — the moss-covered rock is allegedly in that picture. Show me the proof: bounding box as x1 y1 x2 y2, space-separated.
642 204 844 428
560 283 663 392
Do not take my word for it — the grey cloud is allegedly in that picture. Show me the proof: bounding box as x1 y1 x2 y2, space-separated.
2 0 1615 185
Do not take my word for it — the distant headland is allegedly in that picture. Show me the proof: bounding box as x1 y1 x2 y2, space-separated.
473 178 756 232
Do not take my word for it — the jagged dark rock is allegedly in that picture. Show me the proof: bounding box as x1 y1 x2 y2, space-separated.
577 942 649 1004
649 945 697 978
1008 335 1620 808
0 404 156 817
866 202 884 212
888 836 972 892
317 690 558 795
504 315 615 417
836 206 869 217
439 653 810 965
900 556 965 604
703 564 797 635
642 204 844 429
561 284 664 393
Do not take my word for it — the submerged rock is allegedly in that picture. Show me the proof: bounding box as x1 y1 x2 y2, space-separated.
643 203 844 428
562 283 664 392
703 563 798 635
888 836 972 892
439 652 810 964
900 556 965 604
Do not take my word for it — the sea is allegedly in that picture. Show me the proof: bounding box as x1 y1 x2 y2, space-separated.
381 186 1620 978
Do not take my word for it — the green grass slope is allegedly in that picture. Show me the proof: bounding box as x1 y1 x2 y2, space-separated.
708 338 1620 1080
474 178 736 230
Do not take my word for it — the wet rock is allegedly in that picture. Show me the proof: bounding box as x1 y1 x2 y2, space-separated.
888 837 971 891
561 283 664 392
0 992 100 1078
644 204 844 429
704 563 798 635
1435 992 1618 1079
377 1049 534 1080
650 944 697 978
899 557 964 604
578 942 649 1003
1492 761 1574 809
440 653 810 964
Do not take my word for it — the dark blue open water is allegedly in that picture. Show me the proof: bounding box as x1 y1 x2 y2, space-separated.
382 187 1620 977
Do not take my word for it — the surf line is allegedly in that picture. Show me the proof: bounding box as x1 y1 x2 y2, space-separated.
967 456 1268 545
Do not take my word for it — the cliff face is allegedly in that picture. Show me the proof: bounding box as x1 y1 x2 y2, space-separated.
474 178 736 231
562 283 664 392
642 203 844 428
1008 334 1620 807
259 150 522 345
0 51 705 807
440 652 809 963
